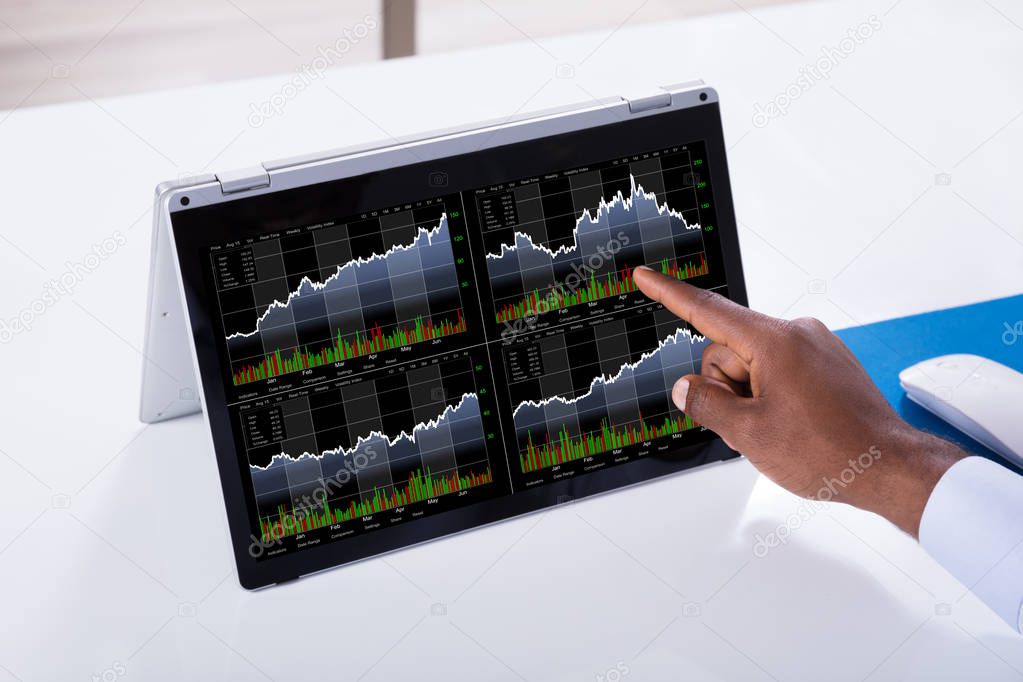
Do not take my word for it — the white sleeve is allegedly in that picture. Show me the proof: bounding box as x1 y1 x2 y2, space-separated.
919 456 1023 631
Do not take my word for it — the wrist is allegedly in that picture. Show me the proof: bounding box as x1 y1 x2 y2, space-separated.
866 426 967 537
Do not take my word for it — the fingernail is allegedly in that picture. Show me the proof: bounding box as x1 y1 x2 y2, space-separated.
635 265 654 274
672 378 690 409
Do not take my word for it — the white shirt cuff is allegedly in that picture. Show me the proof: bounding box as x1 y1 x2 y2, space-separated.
919 456 1023 631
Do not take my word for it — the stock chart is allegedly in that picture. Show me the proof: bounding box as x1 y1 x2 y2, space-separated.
207 141 730 557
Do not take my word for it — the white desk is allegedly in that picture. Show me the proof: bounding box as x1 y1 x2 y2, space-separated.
2 0 1022 679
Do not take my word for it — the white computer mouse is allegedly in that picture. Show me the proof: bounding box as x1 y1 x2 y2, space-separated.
899 353 1023 467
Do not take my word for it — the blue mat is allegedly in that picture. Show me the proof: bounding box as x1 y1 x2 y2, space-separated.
834 294 1023 471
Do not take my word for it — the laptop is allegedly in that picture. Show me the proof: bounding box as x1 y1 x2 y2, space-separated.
141 81 748 589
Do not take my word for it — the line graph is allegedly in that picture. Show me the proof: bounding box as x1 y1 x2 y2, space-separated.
245 352 499 540
479 148 709 328
250 392 480 471
229 217 452 341
213 203 468 386
502 310 710 476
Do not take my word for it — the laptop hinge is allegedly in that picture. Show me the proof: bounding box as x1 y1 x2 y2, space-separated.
216 165 271 194
626 91 672 114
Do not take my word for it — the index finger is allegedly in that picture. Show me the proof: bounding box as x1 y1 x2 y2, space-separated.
633 266 768 362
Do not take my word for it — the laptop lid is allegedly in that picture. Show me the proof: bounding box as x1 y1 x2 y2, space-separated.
144 82 748 588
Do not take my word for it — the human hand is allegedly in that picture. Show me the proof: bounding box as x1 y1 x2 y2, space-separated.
633 267 964 537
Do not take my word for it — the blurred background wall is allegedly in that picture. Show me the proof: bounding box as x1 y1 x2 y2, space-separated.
0 0 804 108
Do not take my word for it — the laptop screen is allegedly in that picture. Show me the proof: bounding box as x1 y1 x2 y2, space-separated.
170 99 746 584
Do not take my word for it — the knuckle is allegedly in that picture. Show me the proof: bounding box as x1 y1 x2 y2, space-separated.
786 316 828 344
792 316 827 333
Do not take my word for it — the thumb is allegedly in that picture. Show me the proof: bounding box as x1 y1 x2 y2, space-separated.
673 375 756 451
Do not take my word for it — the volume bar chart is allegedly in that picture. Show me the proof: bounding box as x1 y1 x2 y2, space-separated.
520 413 698 473
260 465 493 541
495 254 709 323
232 310 466 385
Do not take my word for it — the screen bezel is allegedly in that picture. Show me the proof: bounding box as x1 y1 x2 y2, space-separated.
168 97 748 589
